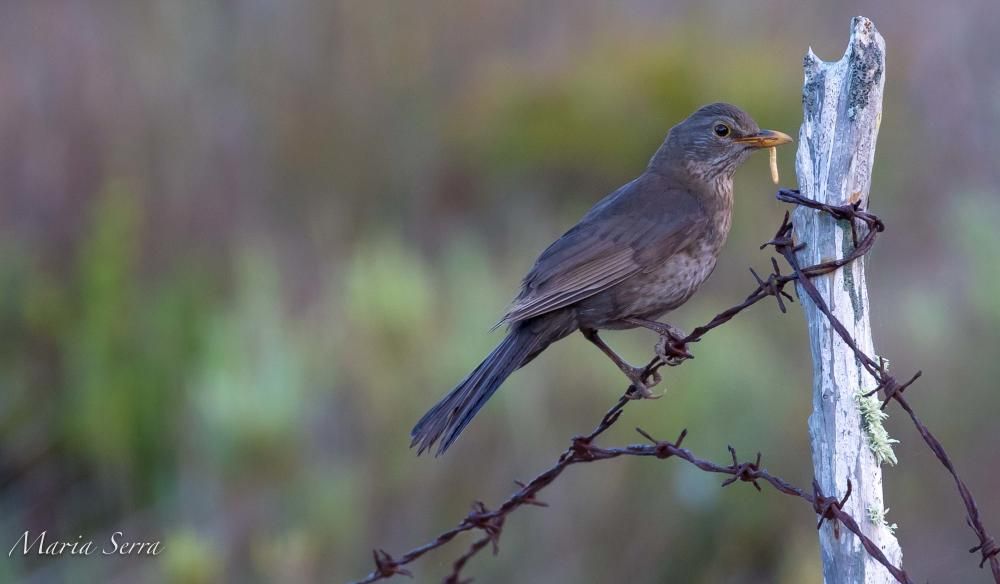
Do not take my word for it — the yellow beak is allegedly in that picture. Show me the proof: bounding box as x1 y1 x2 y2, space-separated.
737 129 794 149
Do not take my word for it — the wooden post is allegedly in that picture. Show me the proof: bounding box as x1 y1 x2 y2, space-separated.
792 17 902 583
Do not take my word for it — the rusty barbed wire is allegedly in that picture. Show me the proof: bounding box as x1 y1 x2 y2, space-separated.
351 189 998 584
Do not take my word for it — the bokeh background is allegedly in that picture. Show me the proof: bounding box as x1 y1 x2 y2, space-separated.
1 2 998 583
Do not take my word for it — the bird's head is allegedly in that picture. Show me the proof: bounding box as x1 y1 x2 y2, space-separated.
651 102 792 182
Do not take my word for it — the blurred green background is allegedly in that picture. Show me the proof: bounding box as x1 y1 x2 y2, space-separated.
1 2 998 583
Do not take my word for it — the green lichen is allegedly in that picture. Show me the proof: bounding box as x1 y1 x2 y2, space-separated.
857 386 899 466
867 505 898 534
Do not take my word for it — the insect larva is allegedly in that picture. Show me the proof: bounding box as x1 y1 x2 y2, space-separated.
769 146 779 185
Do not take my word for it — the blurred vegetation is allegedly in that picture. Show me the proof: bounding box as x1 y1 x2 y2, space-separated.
1 2 998 583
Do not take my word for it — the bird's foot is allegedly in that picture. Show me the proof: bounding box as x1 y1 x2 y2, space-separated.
622 317 694 366
655 334 693 367
625 365 664 400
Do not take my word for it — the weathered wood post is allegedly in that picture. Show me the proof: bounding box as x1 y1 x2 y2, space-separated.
792 17 902 583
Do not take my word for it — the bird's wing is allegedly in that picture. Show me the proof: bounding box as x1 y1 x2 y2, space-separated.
498 176 708 326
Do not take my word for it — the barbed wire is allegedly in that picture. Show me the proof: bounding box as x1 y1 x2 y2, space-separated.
351 189 998 584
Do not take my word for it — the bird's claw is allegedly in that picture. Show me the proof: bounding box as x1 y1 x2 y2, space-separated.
625 366 664 399
655 335 693 366
629 385 665 400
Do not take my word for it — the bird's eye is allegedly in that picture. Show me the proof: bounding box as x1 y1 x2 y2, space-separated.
714 123 731 137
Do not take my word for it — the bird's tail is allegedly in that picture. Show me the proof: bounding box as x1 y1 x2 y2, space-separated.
411 321 557 456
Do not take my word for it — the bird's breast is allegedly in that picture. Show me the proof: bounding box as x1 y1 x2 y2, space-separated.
574 238 726 329
627 244 721 315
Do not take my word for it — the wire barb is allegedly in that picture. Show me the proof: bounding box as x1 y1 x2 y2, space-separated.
370 550 413 580
812 479 852 538
721 446 763 491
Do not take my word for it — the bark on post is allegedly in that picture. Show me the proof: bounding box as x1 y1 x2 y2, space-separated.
792 17 902 583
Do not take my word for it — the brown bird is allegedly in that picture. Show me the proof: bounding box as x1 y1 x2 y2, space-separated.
412 103 792 455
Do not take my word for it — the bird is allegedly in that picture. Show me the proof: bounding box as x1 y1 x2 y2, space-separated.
412 103 792 456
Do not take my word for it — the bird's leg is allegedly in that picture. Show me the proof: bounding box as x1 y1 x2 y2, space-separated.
622 317 693 366
580 328 662 399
